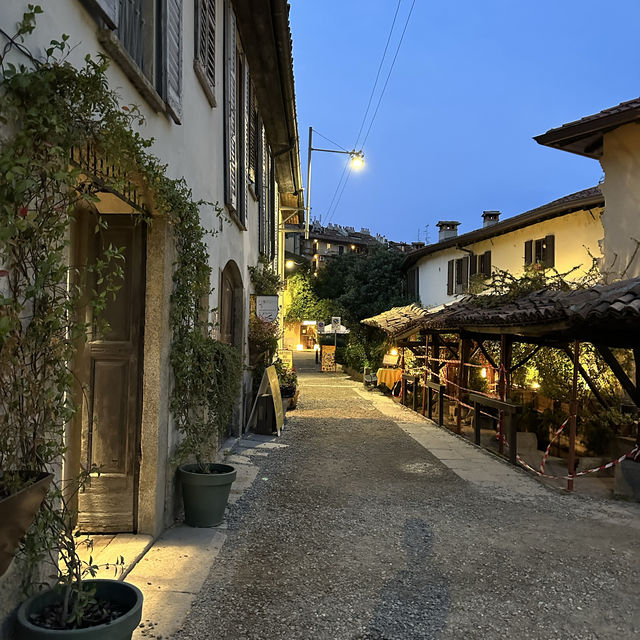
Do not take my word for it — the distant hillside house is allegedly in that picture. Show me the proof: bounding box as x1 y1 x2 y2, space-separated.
403 187 604 308
306 220 386 272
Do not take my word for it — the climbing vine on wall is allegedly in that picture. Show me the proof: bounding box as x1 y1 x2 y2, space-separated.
0 5 241 599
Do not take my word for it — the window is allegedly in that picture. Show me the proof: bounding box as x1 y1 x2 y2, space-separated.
447 256 469 295
477 251 492 277
524 235 555 267
224 1 248 226
194 0 216 106
407 267 419 300
92 0 183 123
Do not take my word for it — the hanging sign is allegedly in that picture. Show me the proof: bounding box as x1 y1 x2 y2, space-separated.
256 295 279 322
279 349 293 370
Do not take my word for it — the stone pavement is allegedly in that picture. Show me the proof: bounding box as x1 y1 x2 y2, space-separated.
169 353 640 640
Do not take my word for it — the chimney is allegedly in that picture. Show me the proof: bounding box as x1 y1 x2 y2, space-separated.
482 210 500 228
411 241 425 250
436 220 461 242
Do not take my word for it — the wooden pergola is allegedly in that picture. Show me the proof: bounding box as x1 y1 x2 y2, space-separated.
363 277 640 489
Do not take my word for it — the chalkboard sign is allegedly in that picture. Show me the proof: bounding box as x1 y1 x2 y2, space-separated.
245 365 284 436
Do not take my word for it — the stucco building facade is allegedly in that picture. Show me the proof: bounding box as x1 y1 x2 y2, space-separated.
404 188 604 309
0 0 301 536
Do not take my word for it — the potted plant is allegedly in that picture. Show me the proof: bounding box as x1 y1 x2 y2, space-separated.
274 358 299 410
15 485 143 638
248 315 280 368
172 332 243 527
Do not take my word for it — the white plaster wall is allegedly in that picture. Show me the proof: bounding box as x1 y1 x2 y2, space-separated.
416 208 604 308
600 123 640 280
1 1 269 535
417 247 468 308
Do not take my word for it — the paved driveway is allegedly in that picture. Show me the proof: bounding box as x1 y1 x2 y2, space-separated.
175 354 640 639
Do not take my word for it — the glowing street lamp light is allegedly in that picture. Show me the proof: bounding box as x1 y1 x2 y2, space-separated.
305 127 365 245
350 151 365 171
285 260 295 269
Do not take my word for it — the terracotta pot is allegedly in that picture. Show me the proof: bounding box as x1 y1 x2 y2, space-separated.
0 472 53 577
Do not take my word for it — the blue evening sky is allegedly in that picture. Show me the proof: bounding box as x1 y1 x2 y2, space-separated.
289 1 640 244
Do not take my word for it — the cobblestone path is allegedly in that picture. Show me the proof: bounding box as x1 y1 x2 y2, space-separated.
174 353 640 640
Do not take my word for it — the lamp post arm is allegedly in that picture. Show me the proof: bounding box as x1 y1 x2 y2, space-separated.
310 147 356 155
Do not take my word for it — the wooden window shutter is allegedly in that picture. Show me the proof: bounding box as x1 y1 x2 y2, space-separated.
258 124 267 254
224 1 237 211
461 256 470 291
524 240 533 266
447 260 454 295
196 0 215 88
407 269 416 298
237 59 249 226
268 154 276 260
83 0 119 29
469 254 477 276
162 0 183 124
483 250 491 277
544 235 555 267
248 84 257 183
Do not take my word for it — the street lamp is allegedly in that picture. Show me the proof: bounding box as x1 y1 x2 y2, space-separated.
304 126 365 245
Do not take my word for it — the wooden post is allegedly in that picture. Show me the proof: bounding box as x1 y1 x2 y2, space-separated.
473 400 480 444
438 385 444 426
431 334 441 422
422 334 429 416
456 338 471 434
401 346 406 404
635 346 640 445
568 340 580 491
497 335 512 455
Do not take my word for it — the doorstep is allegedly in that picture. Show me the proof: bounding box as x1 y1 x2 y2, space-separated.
74 533 154 581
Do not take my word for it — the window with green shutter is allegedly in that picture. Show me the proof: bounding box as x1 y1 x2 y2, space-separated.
194 0 216 106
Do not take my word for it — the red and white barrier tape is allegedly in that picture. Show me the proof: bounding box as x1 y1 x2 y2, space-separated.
539 418 570 474
516 447 640 480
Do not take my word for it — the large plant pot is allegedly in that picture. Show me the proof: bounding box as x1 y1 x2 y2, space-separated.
178 464 237 527
16 579 143 639
615 458 640 501
0 472 53 577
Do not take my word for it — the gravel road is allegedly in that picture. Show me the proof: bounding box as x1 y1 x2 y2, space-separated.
174 354 640 640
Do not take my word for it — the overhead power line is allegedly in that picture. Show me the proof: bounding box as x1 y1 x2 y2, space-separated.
353 0 403 150
325 0 416 225
361 0 416 149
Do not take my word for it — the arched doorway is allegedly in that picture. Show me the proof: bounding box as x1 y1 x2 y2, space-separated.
220 260 244 349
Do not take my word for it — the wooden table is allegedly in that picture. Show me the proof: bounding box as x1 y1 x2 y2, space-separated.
376 368 402 389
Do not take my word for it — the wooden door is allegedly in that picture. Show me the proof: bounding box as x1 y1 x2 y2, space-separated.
77 215 145 533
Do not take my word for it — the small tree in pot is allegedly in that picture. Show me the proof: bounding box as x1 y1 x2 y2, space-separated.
172 334 243 527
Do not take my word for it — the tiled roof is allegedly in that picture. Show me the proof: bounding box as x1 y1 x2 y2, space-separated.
364 277 640 348
404 186 603 268
310 229 381 246
424 277 640 331
540 97 640 137
534 97 640 158
362 304 429 338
